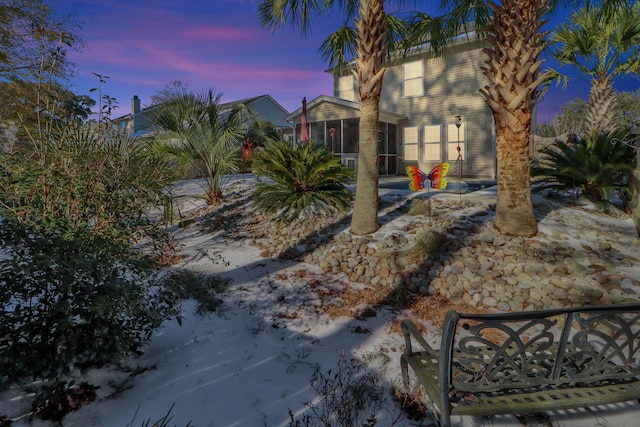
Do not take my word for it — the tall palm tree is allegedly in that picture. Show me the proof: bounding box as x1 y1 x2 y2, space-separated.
437 0 636 236
436 0 549 236
150 88 249 204
552 2 640 138
258 0 390 235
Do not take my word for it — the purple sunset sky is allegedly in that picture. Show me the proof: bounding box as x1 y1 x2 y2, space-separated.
57 0 637 124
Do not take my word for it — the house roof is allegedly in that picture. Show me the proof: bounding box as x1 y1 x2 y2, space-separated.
324 27 480 75
114 94 289 123
285 95 408 121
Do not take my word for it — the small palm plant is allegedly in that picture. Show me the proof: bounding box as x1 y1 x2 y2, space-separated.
150 88 249 205
532 133 636 206
252 141 354 220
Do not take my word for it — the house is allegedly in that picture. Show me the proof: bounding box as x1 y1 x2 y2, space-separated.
112 94 291 139
286 96 407 175
286 35 497 180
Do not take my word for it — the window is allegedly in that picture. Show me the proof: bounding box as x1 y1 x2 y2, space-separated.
403 61 424 97
338 75 356 101
343 118 359 153
310 122 324 145
403 126 419 161
423 125 441 161
326 120 341 154
447 122 466 161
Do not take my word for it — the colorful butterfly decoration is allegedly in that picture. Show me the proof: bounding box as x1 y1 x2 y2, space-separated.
406 163 450 191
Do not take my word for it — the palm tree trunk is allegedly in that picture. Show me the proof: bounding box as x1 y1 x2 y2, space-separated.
494 113 537 236
350 0 386 236
352 98 381 234
481 0 547 237
586 74 619 137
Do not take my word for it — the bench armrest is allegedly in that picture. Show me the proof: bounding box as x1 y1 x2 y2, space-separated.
401 319 438 356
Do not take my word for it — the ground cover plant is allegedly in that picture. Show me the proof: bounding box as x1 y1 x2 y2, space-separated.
287 353 403 427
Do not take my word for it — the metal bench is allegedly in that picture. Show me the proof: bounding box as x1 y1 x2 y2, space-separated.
400 304 640 427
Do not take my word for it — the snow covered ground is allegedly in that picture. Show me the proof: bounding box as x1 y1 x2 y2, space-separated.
2 175 640 427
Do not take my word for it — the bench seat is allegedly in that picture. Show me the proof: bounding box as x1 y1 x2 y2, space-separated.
401 304 640 426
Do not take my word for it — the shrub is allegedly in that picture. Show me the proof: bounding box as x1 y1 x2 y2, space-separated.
0 123 180 389
288 353 401 427
0 220 180 389
160 268 231 315
0 124 176 252
252 141 353 220
532 133 636 206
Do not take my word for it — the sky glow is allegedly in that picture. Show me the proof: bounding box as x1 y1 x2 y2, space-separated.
56 0 638 123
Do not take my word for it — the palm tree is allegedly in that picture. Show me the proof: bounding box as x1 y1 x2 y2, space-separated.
258 0 389 235
435 0 550 236
149 88 249 205
552 2 640 138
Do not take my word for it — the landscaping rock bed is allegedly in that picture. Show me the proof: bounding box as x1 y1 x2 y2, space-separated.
197 185 640 312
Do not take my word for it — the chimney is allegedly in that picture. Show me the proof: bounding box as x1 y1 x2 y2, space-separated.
132 95 140 115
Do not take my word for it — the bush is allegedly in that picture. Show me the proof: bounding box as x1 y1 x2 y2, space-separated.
0 220 180 389
288 353 401 427
161 268 230 315
532 133 636 206
0 124 180 389
252 141 353 220
0 124 176 252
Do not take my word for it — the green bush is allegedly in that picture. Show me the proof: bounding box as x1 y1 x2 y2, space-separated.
532 133 636 206
252 141 353 220
0 123 180 389
0 220 180 389
0 124 176 250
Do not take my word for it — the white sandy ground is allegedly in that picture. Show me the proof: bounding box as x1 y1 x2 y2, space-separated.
2 175 640 427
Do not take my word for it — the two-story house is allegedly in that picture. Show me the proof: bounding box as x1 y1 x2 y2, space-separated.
286 36 496 181
113 94 292 139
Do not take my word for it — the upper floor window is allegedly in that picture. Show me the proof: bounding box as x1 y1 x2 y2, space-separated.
403 60 424 97
338 75 356 101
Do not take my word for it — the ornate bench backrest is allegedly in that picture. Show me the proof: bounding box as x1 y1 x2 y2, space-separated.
441 304 640 394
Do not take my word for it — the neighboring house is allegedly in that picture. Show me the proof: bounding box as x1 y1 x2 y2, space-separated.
287 35 497 179
112 94 291 139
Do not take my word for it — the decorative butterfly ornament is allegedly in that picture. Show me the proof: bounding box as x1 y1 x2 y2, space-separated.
406 163 449 191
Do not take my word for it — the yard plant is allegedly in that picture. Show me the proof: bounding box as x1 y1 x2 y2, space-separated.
149 88 249 205
252 140 354 220
532 132 636 206
0 124 180 389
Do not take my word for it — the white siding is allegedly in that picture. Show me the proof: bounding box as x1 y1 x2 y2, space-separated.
378 42 495 179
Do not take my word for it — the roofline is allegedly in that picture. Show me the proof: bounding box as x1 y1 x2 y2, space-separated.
324 26 481 74
286 95 408 121
114 93 290 121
